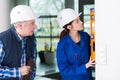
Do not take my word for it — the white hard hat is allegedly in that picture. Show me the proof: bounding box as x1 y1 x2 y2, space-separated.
10 5 36 24
57 8 82 28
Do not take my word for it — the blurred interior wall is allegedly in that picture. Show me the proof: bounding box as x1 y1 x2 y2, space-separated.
65 0 74 9
0 0 10 32
0 0 29 33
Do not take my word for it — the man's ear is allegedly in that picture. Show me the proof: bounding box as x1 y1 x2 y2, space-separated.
16 22 23 29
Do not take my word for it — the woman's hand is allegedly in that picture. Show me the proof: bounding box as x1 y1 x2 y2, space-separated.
86 58 95 68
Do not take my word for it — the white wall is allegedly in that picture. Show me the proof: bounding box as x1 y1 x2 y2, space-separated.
96 0 120 80
0 0 10 32
0 0 29 33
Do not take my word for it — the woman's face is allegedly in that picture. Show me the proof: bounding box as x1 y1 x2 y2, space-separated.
70 17 83 31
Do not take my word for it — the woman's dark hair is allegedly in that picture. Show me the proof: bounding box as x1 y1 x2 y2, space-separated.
59 21 73 40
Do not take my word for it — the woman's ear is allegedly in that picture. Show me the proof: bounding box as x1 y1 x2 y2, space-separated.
66 25 71 30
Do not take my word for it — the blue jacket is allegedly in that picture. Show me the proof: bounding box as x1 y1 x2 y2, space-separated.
57 31 91 80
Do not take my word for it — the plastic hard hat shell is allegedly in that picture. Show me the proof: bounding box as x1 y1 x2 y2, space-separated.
10 5 36 24
57 8 82 28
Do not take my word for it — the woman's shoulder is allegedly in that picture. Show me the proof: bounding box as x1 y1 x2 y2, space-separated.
58 34 69 46
79 31 90 38
59 34 68 42
79 31 90 43
79 31 89 35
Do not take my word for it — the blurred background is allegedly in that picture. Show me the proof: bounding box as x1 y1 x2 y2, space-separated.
0 0 94 80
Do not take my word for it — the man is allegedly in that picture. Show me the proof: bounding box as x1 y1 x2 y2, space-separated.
0 5 37 80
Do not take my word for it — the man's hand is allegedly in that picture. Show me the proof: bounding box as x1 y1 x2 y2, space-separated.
20 66 31 76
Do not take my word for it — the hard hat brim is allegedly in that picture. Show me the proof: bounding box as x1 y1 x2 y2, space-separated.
78 12 82 17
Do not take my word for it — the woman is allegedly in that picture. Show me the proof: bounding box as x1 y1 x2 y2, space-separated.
56 8 95 80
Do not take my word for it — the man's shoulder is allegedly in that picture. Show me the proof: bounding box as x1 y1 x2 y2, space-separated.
0 29 10 38
0 27 14 43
